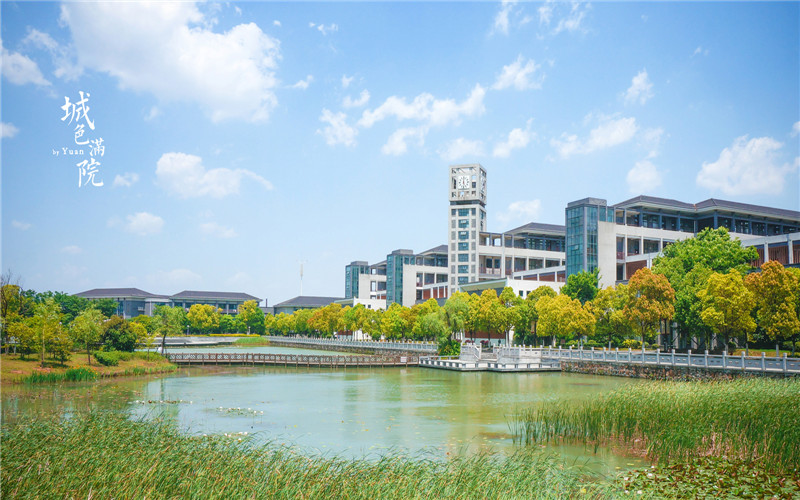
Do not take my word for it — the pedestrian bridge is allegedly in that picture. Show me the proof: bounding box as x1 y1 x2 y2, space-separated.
166 352 419 368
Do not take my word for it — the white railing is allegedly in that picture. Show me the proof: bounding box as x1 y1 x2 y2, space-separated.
523 346 800 374
459 344 481 361
266 336 438 353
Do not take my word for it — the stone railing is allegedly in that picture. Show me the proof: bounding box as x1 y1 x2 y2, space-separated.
265 336 438 353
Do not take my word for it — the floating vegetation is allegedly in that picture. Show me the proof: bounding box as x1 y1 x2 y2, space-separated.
133 399 192 405
216 406 264 416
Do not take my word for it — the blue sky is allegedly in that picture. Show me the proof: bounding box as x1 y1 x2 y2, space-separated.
2 1 798 305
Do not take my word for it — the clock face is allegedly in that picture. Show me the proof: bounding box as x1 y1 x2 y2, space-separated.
456 175 470 189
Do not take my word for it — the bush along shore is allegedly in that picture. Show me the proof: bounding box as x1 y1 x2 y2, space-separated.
511 378 800 483
1 351 177 384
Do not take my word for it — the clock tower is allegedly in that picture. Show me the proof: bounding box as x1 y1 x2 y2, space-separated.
448 164 487 295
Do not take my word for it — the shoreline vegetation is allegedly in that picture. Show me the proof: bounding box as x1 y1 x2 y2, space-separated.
511 378 800 474
0 352 176 384
3 406 798 499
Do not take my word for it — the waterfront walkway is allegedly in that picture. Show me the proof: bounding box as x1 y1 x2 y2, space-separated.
167 352 419 368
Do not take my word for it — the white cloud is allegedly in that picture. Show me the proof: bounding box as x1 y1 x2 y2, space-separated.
61 245 82 255
498 200 542 226
125 212 164 236
144 106 161 121
318 109 358 147
792 121 800 137
341 74 355 88
1 122 19 139
12 220 31 230
696 135 795 195
492 0 516 35
439 138 485 162
156 152 273 198
342 89 370 108
60 2 280 122
538 4 553 25
627 160 662 193
624 69 653 105
640 127 665 159
552 2 589 35
492 55 543 91
381 127 426 156
22 28 82 81
273 20 281 27
692 46 709 57
200 221 237 239
359 84 485 128
146 268 202 289
291 75 313 90
1 40 51 86
310 22 338 36
113 172 139 187
551 116 638 158
226 271 255 291
494 122 535 158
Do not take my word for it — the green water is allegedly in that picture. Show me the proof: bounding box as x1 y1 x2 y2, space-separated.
2 346 646 471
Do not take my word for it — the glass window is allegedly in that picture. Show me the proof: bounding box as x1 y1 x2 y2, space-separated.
680 218 695 233
458 265 469 274
458 276 469 285
458 219 469 228
752 222 766 236
458 253 469 262
458 208 469 217
458 242 469 251
458 231 469 240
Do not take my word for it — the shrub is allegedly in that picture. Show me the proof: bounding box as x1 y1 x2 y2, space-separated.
64 367 97 381
94 351 120 366
621 339 642 349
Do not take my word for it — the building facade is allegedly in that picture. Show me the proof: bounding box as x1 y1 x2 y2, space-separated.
345 164 800 309
75 288 261 319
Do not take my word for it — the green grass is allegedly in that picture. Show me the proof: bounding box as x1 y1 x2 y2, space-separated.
22 366 98 384
511 377 800 474
233 336 271 346
1 411 612 500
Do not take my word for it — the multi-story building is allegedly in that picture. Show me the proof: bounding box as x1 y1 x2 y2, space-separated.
565 196 800 288
345 164 799 309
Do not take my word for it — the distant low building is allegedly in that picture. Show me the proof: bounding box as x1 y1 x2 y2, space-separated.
272 296 343 316
74 288 170 319
170 290 261 315
73 288 262 319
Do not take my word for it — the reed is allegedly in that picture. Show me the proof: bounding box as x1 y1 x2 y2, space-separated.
234 336 271 346
22 366 98 384
511 377 800 473
2 411 610 500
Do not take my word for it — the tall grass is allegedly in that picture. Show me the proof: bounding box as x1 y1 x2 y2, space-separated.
22 367 98 384
511 378 800 473
2 411 610 499
233 336 270 346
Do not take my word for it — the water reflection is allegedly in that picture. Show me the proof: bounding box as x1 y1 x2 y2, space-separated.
2 354 647 472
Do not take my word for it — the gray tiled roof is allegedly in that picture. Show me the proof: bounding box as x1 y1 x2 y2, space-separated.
170 290 261 302
273 296 344 308
613 195 800 221
420 244 448 255
75 288 167 299
506 222 566 235
614 195 696 211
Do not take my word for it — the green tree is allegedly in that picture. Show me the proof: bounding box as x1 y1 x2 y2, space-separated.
561 269 599 304
515 287 557 345
187 304 221 334
93 298 120 318
263 313 276 334
381 303 409 340
1 283 33 352
274 312 294 335
153 305 186 349
443 291 470 340
28 298 73 365
497 287 522 344
70 307 105 364
237 300 265 334
410 299 441 340
101 316 138 352
293 308 315 336
624 268 675 349
589 285 632 348
651 227 757 346
537 294 595 346
219 314 237 333
746 261 800 355
698 270 756 353
308 303 343 338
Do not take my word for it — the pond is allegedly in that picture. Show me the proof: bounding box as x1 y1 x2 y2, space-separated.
2 345 646 472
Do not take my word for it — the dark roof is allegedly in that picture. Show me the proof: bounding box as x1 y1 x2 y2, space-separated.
273 296 344 308
694 199 800 220
74 288 169 299
614 195 800 221
614 195 695 211
170 290 261 302
506 222 566 235
420 244 448 255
